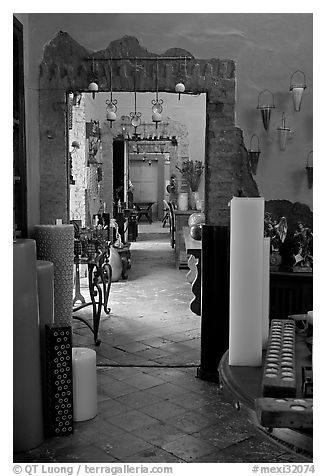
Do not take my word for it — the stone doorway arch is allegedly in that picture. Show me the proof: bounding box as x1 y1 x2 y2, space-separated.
39 33 258 226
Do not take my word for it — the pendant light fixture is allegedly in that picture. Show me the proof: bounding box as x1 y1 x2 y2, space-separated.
247 134 261 175
88 57 99 100
306 150 313 189
257 89 275 130
152 58 163 129
129 58 142 136
175 56 186 100
106 57 118 128
290 70 307 112
277 113 291 151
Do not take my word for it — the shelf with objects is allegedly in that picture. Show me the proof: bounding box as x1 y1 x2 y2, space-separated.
218 319 313 460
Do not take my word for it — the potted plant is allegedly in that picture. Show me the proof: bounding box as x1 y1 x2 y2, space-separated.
176 159 204 210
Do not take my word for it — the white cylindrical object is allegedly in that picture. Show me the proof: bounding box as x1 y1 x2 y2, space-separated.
72 347 98 421
13 239 44 452
229 197 264 366
34 225 74 326
262 238 270 349
178 192 188 211
36 260 54 389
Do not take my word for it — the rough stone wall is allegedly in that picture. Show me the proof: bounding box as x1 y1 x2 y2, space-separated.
69 97 87 224
39 33 259 226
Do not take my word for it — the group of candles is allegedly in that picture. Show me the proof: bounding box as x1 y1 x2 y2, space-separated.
13 226 98 452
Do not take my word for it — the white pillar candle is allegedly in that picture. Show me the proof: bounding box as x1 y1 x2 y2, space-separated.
178 192 188 211
72 347 98 421
262 238 270 349
34 225 74 326
13 239 43 451
36 260 54 388
229 197 264 366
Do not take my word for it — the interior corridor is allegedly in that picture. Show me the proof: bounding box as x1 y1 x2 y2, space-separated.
14 222 308 463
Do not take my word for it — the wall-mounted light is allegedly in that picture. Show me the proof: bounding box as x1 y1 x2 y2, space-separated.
290 70 306 112
306 150 313 189
73 92 82 107
71 141 80 152
247 134 261 175
257 89 275 130
277 113 291 151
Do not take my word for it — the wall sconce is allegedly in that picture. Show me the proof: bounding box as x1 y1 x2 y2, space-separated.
73 92 82 107
71 141 80 152
290 70 306 112
257 89 275 130
306 150 313 189
277 113 291 151
247 134 261 175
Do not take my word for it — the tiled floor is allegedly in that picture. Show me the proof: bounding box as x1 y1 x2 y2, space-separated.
14 221 310 463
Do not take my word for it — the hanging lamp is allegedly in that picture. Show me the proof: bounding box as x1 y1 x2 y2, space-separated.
257 89 275 130
277 113 291 151
88 57 99 99
306 150 313 189
247 134 261 175
106 57 118 128
175 57 186 100
129 58 142 136
152 58 163 129
290 70 307 112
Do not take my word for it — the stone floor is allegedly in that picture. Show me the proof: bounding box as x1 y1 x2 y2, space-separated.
13 221 310 464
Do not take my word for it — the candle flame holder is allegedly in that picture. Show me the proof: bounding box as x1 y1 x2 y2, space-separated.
290 70 307 112
247 134 261 175
306 150 313 189
257 89 275 130
277 113 291 151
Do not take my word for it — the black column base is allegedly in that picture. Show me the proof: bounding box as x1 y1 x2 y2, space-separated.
196 366 220 383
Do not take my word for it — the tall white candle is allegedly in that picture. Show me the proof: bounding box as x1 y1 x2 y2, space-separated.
13 239 43 451
229 197 264 366
72 347 98 421
262 238 270 349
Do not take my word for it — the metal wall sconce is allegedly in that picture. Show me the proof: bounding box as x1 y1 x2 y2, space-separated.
247 134 261 175
306 150 313 189
257 89 275 130
73 92 82 107
290 70 307 112
277 113 291 151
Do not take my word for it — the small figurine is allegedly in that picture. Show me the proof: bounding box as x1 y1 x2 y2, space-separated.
292 221 313 272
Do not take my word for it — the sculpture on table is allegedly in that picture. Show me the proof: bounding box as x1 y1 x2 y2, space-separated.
292 221 313 272
264 213 288 270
